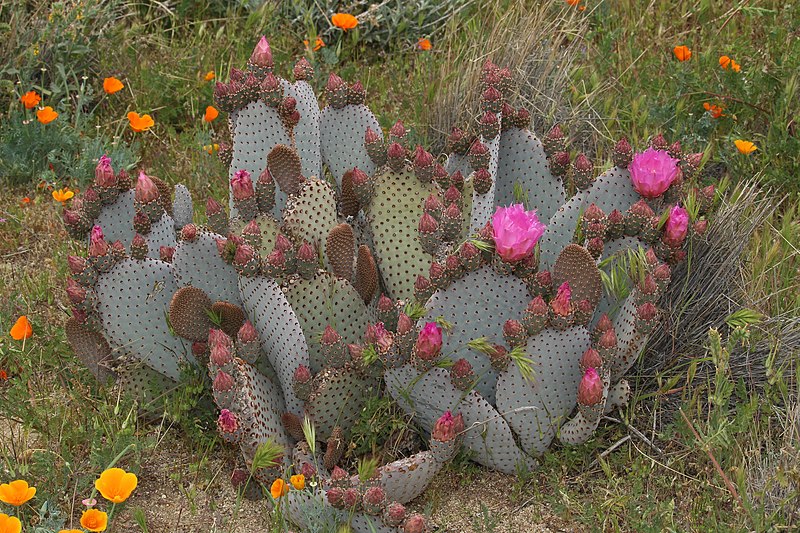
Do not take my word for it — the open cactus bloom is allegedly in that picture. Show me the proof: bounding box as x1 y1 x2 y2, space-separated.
60 36 715 530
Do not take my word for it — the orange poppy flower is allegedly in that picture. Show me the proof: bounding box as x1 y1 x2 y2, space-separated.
203 143 220 154
127 112 154 132
0 480 36 506
0 514 21 533
290 474 305 490
95 468 138 504
0 370 8 380
566 0 580 5
10 316 33 341
80 509 108 532
417 38 432 51
203 105 219 122
103 77 124 94
37 106 58 124
703 102 724 118
719 55 741 72
20 197 31 206
304 36 325 52
204 71 215 81
673 45 691 61
20 91 41 109
331 13 358 30
734 139 757 154
52 188 75 203
270 478 289 499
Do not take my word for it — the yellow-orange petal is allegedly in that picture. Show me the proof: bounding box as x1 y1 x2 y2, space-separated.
0 514 22 533
734 139 757 154
52 188 75 203
290 474 305 490
0 479 36 506
80 509 108 532
417 38 432 51
20 91 41 109
719 55 732 69
331 13 358 30
36 106 58 124
203 105 219 122
103 77 124 95
270 478 288 499
673 45 691 62
204 71 215 81
95 467 138 504
9 316 33 341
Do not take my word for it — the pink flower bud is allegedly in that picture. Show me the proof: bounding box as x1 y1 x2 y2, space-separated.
387 142 405 159
218 409 239 433
418 212 439 234
396 313 413 335
424 194 443 213
63 209 82 226
693 219 708 236
577 368 603 406
206 197 223 216
238 321 258 344
293 364 312 384
637 302 659 321
68 255 88 274
491 204 546 262
583 203 605 221
159 245 175 262
233 244 254 265
213 370 235 391
444 185 462 205
326 72 345 93
94 155 115 188
580 347 603 370
629 148 681 199
365 127 381 144
413 145 433 168
66 278 87 304
664 204 689 243
297 241 317 263
135 171 160 204
231 169 254 201
596 313 613 333
249 36 273 68
403 515 428 533
321 325 342 346
654 263 671 282
89 226 109 257
598 328 617 349
180 223 197 241
192 342 208 357
527 295 548 315
275 233 292 253
389 120 406 139
415 322 442 360
550 282 572 316
431 410 464 442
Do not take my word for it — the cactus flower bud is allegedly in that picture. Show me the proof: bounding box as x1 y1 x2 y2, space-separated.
693 219 708 236
629 148 680 198
94 155 116 188
213 370 235 392
637 302 659 321
231 169 254 200
542 125 566 156
577 368 603 406
549 150 570 177
293 57 313 80
446 127 468 154
66 278 87 304
413 145 434 168
423 194 443 216
389 120 407 140
67 255 88 275
403 514 428 533
387 142 406 159
664 204 689 244
209 342 233 367
580 348 603 373
62 208 82 227
572 153 594 189
650 133 668 150
158 245 174 262
491 204 546 262
668 140 682 159
415 322 442 360
321 325 342 346
396 313 413 336
238 320 258 344
179 223 197 241
612 137 634 168
468 139 490 169
135 171 159 204
598 328 617 350
297 241 316 262
293 364 312 384
551 282 572 316
365 126 381 144
89 226 109 257
384 502 407 527
249 36 273 68
431 410 464 442
206 197 223 216
450 358 475 390
362 487 386 515
217 409 239 433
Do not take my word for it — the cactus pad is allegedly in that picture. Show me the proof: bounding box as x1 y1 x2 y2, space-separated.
305 366 376 440
65 317 115 383
320 104 381 189
267 144 304 196
283 177 339 266
377 450 444 504
94 190 135 246
552 244 602 308
168 286 213 341
172 230 241 305
172 184 193 229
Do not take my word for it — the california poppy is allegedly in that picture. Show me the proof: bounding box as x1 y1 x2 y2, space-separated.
673 45 691 61
37 106 58 124
20 91 41 109
0 370 8 380
417 38 432 51
565 0 580 5
734 139 757 154
204 71 215 81
270 478 289 499
0 514 21 533
203 105 219 122
703 102 724 118
127 112 155 132
20 197 31 206
0 480 36 506
304 36 325 52
103 77 124 94
80 509 108 532
290 474 305 490
10 316 33 341
52 188 75 203
719 55 741 72
95 468 138 504
203 143 220 154
331 13 358 30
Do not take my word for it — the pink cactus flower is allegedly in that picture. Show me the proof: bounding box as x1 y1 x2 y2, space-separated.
231 169 254 200
577 367 603 406
218 409 239 433
415 322 442 360
550 282 572 316
629 148 681 198
94 155 115 187
491 204 546 262
664 204 690 244
432 411 464 442
89 225 109 256
249 36 273 67
135 171 159 203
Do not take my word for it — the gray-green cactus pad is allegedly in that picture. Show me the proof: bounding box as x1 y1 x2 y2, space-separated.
604 379 630 414
146 213 177 260
539 167 640 268
424 265 530 404
610 291 646 380
95 258 192 380
283 177 339 268
367 168 435 301
239 275 309 415
494 128 565 221
558 368 610 446
229 214 280 254
444 153 472 177
229 101 292 218
282 79 321 179
305 367 376 441
320 104 381 189
469 135 500 234
385 366 535 474
94 190 135 247
284 272 371 373
65 317 115 383
232 358 289 462
495 326 590 456
172 184 193 229
172 230 240 305
287 493 399 533
377 450 444 504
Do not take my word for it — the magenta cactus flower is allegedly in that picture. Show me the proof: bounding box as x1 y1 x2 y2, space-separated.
629 148 681 198
217 409 239 433
550 282 572 316
415 322 443 360
88 225 108 256
664 204 690 243
491 204 546 262
94 155 115 188
135 171 159 203
249 36 273 67
577 368 603 406
231 169 254 200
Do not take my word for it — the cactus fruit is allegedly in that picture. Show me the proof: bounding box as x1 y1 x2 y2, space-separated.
62 36 715 531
